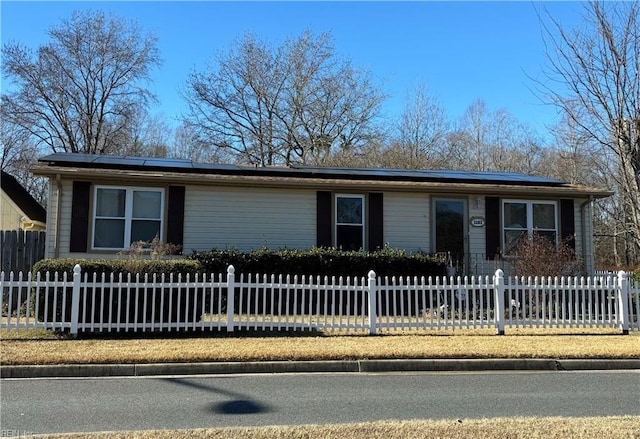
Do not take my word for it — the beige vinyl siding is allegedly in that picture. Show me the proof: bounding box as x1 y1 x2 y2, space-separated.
183 186 316 253
44 181 57 258
49 180 75 258
1 190 23 230
1 189 46 232
468 195 485 258
55 183 317 257
383 192 430 252
468 195 510 277
53 180 126 259
574 197 593 273
54 180 113 259
47 175 598 277
574 198 586 259
58 180 74 257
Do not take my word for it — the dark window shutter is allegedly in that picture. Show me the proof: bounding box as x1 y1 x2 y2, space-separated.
316 191 332 248
485 196 500 260
368 192 384 251
560 199 575 250
166 186 185 250
70 181 91 253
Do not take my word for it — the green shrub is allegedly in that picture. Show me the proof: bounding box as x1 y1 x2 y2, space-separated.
29 251 444 329
31 258 205 327
32 258 202 278
189 246 446 278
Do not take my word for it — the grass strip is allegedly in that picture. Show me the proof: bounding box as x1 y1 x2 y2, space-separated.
29 416 640 439
1 328 638 365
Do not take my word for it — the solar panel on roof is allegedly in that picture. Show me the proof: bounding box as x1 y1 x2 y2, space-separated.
40 153 99 164
38 153 566 186
141 157 194 169
293 165 563 185
95 156 147 166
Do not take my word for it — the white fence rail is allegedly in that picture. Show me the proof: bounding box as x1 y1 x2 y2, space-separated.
2 266 638 336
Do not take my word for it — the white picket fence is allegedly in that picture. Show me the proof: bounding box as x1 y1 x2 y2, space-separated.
1 265 638 336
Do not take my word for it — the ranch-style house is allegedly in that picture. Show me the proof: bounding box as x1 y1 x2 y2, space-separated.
30 153 613 276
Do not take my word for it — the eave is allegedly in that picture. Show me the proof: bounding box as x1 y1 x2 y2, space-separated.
30 164 614 199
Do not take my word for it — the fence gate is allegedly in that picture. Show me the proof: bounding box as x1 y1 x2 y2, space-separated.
1 230 46 278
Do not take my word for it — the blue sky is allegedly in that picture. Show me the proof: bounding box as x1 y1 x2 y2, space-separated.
1 1 585 138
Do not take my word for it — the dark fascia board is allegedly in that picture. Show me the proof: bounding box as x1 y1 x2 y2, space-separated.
37 153 571 188
1 170 46 222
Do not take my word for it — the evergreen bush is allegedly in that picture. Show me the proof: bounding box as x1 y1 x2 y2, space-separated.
189 246 446 278
32 258 202 277
31 258 203 326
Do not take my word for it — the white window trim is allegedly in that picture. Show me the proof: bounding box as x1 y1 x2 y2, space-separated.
92 185 165 251
502 199 558 254
334 194 365 250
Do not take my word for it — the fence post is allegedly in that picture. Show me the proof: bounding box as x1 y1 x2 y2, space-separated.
226 265 235 332
70 264 81 337
617 271 630 335
367 270 377 335
494 269 505 335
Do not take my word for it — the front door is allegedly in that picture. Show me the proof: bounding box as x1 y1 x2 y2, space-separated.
434 198 467 273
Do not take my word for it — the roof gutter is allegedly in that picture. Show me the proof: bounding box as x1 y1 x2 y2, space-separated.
20 217 46 231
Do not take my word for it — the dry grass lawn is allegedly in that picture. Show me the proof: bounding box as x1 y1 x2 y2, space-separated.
1 327 638 365
28 417 640 439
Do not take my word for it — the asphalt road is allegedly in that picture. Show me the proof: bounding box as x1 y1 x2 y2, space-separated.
1 371 639 435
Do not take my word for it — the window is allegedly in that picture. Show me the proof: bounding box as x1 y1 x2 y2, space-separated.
335 194 364 251
93 186 164 250
503 200 557 254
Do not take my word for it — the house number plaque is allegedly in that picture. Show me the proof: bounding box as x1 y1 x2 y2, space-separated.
470 217 485 227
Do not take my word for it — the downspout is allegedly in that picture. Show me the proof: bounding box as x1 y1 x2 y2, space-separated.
580 196 594 274
54 174 62 258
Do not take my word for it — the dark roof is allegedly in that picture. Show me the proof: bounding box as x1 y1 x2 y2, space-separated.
37 153 565 187
1 171 46 222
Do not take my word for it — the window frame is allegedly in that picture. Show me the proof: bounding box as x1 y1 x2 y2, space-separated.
334 193 365 251
501 199 558 255
91 185 165 251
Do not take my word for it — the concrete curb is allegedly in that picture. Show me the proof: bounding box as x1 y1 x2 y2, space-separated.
2 359 638 379
554 359 640 370
357 358 563 372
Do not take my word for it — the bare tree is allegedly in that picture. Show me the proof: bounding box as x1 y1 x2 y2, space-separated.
547 112 601 185
391 82 450 169
182 31 386 166
119 113 172 158
0 102 47 205
170 122 229 163
447 99 493 171
538 1 640 264
1 101 30 169
1 10 161 155
445 99 545 174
